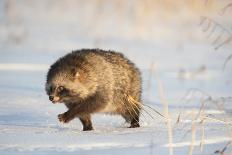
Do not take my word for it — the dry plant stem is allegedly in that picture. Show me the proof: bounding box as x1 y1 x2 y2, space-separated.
119 97 146 125
204 115 232 126
195 97 208 121
199 16 232 50
125 93 157 120
199 101 205 153
214 141 232 154
180 88 211 104
121 93 153 125
200 120 205 153
125 100 147 123
124 93 168 126
146 62 155 101
219 3 232 15
176 113 181 124
143 104 167 119
215 36 232 50
223 54 232 71
120 100 141 125
188 113 196 155
189 112 196 155
212 30 224 45
124 93 155 119
153 64 173 155
200 16 231 35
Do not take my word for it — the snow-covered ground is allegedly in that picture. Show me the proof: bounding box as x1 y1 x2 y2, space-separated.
0 1 232 155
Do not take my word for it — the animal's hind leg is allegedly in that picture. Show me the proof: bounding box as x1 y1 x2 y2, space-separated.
79 115 93 131
121 110 140 128
128 101 141 128
129 111 140 128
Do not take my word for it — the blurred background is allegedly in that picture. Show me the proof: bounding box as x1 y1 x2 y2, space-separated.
0 0 231 100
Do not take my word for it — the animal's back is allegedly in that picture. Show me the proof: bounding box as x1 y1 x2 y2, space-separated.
79 49 142 117
79 49 141 101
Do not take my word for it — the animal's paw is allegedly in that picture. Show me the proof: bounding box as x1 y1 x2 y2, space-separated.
58 112 71 123
129 123 140 128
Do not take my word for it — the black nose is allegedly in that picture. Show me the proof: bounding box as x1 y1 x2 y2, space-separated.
49 96 54 101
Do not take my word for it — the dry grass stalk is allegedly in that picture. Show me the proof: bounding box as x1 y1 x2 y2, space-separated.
219 3 232 15
214 141 232 155
153 64 173 155
188 112 196 155
146 62 155 101
204 115 232 126
125 93 154 120
143 104 167 120
223 54 232 71
199 100 206 153
176 113 181 124
199 16 232 50
200 119 205 153
123 93 167 127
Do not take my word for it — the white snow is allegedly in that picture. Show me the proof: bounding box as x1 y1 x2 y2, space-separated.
163 137 231 148
0 63 49 71
0 1 232 155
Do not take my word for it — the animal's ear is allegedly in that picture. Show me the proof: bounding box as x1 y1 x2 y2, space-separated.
71 67 80 78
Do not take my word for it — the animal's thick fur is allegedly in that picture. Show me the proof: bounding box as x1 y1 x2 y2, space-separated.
45 49 142 131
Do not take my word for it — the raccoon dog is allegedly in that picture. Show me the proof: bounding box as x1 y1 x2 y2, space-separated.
45 49 142 131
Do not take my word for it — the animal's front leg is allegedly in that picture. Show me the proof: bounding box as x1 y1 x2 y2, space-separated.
58 110 75 123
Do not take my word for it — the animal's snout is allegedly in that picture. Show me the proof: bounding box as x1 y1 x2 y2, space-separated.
49 96 60 103
49 96 54 101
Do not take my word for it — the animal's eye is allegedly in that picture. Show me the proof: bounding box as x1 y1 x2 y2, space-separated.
57 86 64 92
